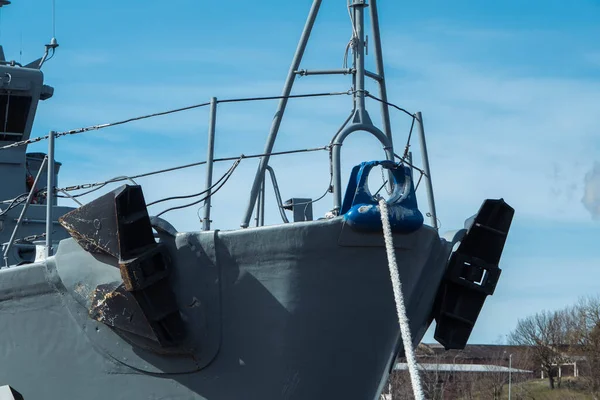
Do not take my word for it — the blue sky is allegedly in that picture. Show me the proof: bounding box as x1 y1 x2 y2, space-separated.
2 0 599 344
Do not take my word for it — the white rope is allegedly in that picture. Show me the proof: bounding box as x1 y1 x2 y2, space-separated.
378 198 425 400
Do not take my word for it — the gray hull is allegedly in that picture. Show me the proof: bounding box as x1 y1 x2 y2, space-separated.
0 217 452 399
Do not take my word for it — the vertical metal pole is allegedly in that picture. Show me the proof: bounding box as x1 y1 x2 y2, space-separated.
370 0 395 194
203 97 217 231
259 175 265 227
255 173 265 227
416 112 438 229
408 151 414 179
352 0 367 113
240 0 322 228
509 354 512 400
255 193 260 227
4 156 47 267
369 0 392 143
45 130 56 257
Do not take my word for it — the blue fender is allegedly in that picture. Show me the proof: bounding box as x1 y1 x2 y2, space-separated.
341 160 424 233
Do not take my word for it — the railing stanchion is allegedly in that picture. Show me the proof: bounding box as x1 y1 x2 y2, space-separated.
3 156 48 267
45 130 56 257
258 173 265 227
416 112 438 229
203 97 217 231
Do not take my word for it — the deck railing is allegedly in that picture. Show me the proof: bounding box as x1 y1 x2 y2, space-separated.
0 90 437 265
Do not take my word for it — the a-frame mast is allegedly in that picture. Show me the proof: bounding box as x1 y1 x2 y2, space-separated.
241 0 397 227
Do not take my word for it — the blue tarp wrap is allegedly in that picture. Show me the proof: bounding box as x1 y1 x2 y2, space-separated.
341 160 424 233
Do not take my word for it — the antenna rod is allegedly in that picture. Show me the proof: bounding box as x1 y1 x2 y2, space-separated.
52 0 56 38
240 0 322 228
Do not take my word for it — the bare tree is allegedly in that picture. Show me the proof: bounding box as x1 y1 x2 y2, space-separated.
481 353 509 399
387 368 414 400
508 309 569 389
452 371 477 400
512 348 537 400
564 296 600 399
389 353 455 400
420 358 447 400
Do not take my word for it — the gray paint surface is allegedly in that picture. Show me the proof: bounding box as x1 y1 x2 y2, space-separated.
0 54 73 265
0 64 49 201
0 217 454 399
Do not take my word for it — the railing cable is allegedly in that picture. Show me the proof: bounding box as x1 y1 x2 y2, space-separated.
156 158 242 218
0 91 352 151
56 146 329 194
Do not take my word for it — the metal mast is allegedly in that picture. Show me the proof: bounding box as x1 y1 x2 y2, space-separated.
240 0 323 228
241 0 438 227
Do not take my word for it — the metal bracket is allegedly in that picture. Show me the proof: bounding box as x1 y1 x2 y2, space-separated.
283 198 313 222
432 198 514 350
59 185 185 347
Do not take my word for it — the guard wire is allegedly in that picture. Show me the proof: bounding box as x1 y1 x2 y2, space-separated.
156 158 242 218
0 91 352 151
147 159 240 207
57 146 329 194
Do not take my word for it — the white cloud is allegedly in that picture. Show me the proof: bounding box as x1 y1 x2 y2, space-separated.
371 30 600 228
582 162 600 219
63 51 112 67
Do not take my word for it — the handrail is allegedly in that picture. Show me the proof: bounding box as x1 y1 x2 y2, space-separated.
21 104 424 252
265 166 290 224
26 94 421 242
254 166 290 226
3 156 47 267
0 90 420 244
